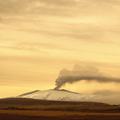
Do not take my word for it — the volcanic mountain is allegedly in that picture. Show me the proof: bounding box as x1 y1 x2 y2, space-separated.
18 89 97 102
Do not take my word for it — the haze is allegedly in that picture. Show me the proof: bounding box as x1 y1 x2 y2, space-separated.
0 0 120 104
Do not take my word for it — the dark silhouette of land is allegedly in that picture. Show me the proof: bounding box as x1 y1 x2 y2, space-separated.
0 98 120 120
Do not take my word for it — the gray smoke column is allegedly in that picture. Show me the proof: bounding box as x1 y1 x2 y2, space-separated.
55 65 120 90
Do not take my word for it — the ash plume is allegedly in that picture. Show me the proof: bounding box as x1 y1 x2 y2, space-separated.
55 65 120 90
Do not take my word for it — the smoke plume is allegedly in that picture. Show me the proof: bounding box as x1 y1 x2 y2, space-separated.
55 65 120 90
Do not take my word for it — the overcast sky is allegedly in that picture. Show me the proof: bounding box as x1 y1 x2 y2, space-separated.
0 0 120 104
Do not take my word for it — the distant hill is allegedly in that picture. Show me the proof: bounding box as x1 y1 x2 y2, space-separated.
0 98 119 112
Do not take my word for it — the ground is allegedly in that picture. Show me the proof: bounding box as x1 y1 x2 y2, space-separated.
0 98 120 120
0 110 120 120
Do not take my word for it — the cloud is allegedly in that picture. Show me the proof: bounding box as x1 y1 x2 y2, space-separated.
94 90 120 96
1 0 120 45
0 0 74 15
0 0 120 15
93 90 120 104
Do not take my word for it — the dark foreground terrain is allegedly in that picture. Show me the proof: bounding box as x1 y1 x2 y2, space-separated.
0 98 120 120
0 110 120 120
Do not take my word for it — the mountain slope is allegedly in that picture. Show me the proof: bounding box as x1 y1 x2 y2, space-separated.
18 89 96 102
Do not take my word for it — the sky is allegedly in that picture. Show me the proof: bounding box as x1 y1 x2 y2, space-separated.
0 0 120 104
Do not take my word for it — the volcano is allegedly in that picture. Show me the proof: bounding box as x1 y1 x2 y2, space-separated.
18 89 96 102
